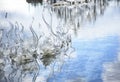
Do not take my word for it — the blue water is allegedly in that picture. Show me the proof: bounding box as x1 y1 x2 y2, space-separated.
48 35 120 82
48 2 120 81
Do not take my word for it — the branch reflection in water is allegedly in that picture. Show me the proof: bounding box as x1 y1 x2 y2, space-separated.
50 0 109 36
0 8 74 82
1 0 120 82
25 0 117 36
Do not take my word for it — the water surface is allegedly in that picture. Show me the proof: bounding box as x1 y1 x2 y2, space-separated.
0 0 120 82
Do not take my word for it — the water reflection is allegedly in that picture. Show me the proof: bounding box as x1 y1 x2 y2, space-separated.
35 0 108 36
26 0 43 6
0 19 73 82
0 0 120 82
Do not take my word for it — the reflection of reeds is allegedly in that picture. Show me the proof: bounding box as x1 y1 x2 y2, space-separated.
50 0 109 35
0 9 74 81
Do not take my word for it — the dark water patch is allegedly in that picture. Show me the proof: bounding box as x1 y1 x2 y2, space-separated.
26 0 43 6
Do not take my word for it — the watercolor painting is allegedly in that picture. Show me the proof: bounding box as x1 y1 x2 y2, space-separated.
0 0 120 82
